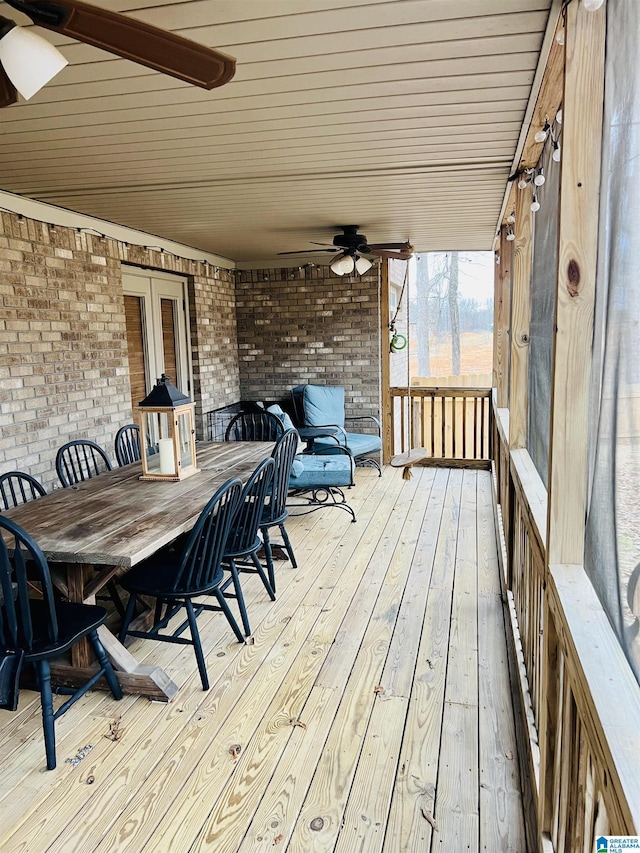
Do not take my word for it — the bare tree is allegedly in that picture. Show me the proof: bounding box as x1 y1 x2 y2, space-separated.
448 251 461 375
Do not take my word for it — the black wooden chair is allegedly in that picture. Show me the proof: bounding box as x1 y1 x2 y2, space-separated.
0 471 46 510
259 429 299 594
225 411 285 442
118 478 244 690
56 439 113 488
221 457 276 636
0 515 122 770
114 423 141 466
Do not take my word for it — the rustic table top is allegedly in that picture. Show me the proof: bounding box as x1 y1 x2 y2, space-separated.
3 441 274 568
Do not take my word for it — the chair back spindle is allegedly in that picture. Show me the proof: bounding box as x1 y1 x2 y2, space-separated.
56 440 112 488
0 472 46 510
174 478 242 592
114 424 142 466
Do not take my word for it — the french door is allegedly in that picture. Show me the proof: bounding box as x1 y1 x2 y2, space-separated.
122 268 192 410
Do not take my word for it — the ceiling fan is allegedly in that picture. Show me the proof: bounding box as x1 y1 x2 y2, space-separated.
278 225 414 276
0 0 236 107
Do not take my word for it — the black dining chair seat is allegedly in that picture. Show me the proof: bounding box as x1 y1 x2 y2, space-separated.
119 477 245 691
19 600 110 658
0 515 122 771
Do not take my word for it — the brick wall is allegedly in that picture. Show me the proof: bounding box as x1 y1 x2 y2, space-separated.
0 211 239 491
235 263 381 421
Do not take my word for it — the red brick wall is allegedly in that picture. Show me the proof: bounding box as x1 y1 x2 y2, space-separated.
235 263 381 421
0 212 239 491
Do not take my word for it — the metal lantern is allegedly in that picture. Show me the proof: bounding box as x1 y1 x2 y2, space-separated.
136 374 199 481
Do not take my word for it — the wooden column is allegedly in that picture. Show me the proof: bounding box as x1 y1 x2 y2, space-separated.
380 259 392 464
493 226 512 408
508 180 533 449
546 0 605 567
539 0 606 841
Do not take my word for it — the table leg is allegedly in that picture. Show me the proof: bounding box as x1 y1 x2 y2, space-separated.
67 564 93 668
54 563 179 701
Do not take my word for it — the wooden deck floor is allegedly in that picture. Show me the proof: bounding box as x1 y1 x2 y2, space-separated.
0 466 526 852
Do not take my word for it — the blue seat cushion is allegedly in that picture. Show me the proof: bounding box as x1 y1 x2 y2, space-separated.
313 432 381 456
289 454 354 490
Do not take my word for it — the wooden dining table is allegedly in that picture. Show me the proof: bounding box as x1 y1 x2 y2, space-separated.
3 441 275 701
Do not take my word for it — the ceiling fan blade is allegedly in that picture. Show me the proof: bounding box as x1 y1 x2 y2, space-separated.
368 247 414 260
9 0 235 89
0 65 18 106
364 243 412 251
277 248 336 255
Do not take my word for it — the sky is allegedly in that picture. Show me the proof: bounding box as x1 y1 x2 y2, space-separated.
410 251 495 302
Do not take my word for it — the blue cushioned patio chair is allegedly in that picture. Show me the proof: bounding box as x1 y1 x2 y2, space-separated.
114 423 142 466
291 384 382 475
288 446 357 522
0 471 46 510
56 439 113 488
259 429 299 594
0 515 122 770
118 478 244 691
221 457 276 636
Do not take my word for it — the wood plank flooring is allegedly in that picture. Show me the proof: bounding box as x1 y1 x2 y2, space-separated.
0 466 527 852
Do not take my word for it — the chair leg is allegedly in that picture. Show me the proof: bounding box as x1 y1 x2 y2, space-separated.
228 559 251 636
37 660 57 771
185 599 209 691
211 587 245 644
118 592 138 642
89 630 123 701
261 527 276 594
250 551 276 601
279 523 297 569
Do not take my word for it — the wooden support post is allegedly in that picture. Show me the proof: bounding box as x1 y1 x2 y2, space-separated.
540 0 606 842
493 227 512 408
508 179 533 450
546 0 605 567
380 259 392 464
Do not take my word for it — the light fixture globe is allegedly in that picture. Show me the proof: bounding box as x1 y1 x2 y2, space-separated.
355 255 373 275
330 252 356 275
0 20 68 100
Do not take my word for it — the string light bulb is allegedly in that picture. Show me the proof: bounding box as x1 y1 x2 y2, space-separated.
552 140 561 162
506 211 516 224
506 227 515 242
583 0 604 10
518 177 529 190
534 169 546 187
534 121 550 144
556 28 565 45
530 195 541 213
556 108 563 125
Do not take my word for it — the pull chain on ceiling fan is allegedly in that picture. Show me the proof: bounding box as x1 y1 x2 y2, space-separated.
0 0 236 107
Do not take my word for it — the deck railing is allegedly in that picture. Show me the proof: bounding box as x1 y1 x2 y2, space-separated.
390 385 492 465
492 402 640 852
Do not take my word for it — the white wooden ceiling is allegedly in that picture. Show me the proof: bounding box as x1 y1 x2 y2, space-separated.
0 0 554 265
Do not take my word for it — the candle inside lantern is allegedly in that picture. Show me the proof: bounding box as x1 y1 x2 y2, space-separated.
158 438 175 475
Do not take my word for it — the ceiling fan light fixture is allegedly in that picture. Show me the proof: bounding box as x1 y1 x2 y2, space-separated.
0 19 68 100
355 255 373 275
330 252 356 276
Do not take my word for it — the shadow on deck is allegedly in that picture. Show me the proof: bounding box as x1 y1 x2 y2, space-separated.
0 466 526 852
